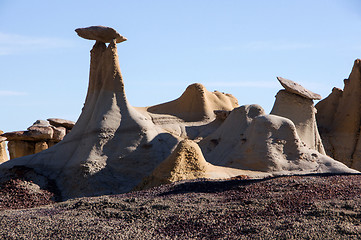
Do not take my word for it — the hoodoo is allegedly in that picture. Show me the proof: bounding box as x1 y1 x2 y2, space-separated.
0 26 240 199
270 77 325 154
0 27 357 200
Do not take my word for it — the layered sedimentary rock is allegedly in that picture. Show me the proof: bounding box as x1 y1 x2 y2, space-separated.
0 26 356 200
0 131 8 163
316 59 361 170
270 77 325 154
1 119 74 159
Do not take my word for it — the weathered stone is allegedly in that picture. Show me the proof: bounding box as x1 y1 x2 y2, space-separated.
0 130 8 163
47 118 75 129
2 127 53 141
316 59 361 169
52 126 66 141
35 141 48 154
2 131 32 141
48 141 57 148
8 141 35 159
27 120 50 130
277 77 322 100
75 26 127 43
315 87 343 133
271 90 325 154
214 110 231 121
29 126 53 139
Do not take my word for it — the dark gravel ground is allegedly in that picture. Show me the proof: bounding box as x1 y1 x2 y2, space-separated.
1 174 361 239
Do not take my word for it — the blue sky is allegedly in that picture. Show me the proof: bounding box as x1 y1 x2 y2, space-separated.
1 0 361 133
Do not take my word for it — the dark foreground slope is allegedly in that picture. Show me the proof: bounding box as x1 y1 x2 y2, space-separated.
1 174 361 239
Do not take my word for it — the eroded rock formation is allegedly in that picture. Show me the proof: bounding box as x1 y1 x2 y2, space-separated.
0 131 8 163
0 26 356 200
316 59 361 170
1 119 74 159
271 77 325 154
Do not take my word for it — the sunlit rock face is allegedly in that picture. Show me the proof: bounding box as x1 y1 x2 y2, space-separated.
0 26 357 200
316 59 361 170
0 131 8 163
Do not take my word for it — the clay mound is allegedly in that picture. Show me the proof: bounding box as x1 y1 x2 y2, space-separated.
147 83 238 122
316 59 361 169
226 115 353 174
136 139 260 190
199 104 265 165
200 108 355 175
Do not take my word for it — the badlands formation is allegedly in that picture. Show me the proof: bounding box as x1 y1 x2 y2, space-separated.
2 119 74 160
316 59 361 170
0 26 357 200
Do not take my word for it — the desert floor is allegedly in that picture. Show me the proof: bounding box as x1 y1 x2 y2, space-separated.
1 174 361 239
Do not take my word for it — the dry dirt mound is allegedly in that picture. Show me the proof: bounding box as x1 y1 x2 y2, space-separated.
0 167 59 209
136 139 260 190
0 174 361 239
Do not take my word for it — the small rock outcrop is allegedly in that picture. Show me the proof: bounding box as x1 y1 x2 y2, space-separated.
270 77 325 154
0 131 8 163
316 59 361 170
1 119 74 159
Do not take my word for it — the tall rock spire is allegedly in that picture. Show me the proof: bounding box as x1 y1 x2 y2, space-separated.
316 59 361 169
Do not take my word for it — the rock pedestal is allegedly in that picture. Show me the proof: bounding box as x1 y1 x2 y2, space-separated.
270 77 325 154
1 119 74 159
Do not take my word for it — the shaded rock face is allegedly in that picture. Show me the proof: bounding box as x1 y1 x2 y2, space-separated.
270 90 325 155
0 26 356 200
316 59 361 170
1 119 74 160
